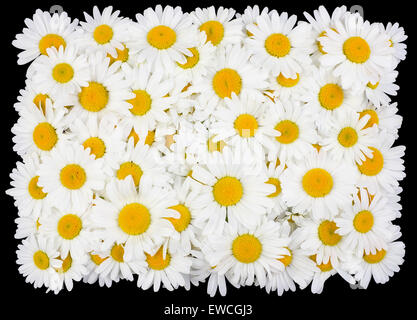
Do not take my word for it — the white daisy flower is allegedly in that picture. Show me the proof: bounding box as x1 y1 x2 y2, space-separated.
6 153 50 219
50 253 89 294
246 10 314 78
263 161 287 219
379 22 407 67
190 147 275 234
78 6 131 57
191 6 243 48
11 99 67 157
205 219 290 288
16 235 62 291
319 14 393 89
364 69 399 107
14 79 56 115
37 141 105 212
281 149 357 219
83 252 113 288
15 215 40 239
238 5 271 37
12 9 80 65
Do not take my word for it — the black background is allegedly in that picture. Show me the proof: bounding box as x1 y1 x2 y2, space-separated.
2 0 415 316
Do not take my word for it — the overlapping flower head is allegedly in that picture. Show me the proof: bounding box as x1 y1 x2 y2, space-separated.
8 5 407 295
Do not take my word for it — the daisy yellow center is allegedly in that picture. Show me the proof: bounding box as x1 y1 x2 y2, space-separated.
82 137 106 159
118 203 151 235
232 234 262 264
302 168 334 198
353 210 374 233
278 248 292 267
275 120 299 144
343 36 371 64
363 249 386 264
310 254 333 272
212 68 242 99
319 84 344 110
90 253 108 266
234 114 258 137
58 254 72 273
32 122 58 151
166 204 191 233
338 127 358 148
207 136 227 153
28 176 47 200
357 147 384 176
213 176 243 207
147 25 176 49
79 82 109 112
127 90 152 116
108 44 129 64
93 24 114 44
60 164 86 190
277 73 300 87
367 81 379 90
128 128 155 146
111 244 124 262
265 33 291 58
146 247 171 270
359 109 379 129
38 34 66 55
266 177 282 198
52 63 74 84
318 220 341 246
177 47 200 69
57 214 82 240
116 162 143 187
199 21 224 46
317 31 328 54
33 250 49 270
33 93 50 114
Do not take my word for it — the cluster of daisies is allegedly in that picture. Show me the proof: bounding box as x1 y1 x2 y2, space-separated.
8 5 407 295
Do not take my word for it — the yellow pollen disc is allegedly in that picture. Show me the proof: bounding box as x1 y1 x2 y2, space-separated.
58 254 72 273
33 93 50 114
79 82 109 112
212 68 242 99
302 168 334 198
117 162 143 187
90 253 108 265
207 136 226 153
234 114 258 137
93 24 114 44
36 219 41 230
357 147 384 176
127 89 152 116
310 254 333 272
118 203 151 235
177 47 200 69
128 128 155 146
33 250 49 270
318 84 344 110
146 247 171 270
264 33 291 58
343 36 371 63
107 44 129 64
38 34 66 55
60 164 86 190
52 63 74 83
57 214 82 240
389 39 394 47
359 109 379 129
338 127 358 148
363 249 386 264
318 220 341 246
312 143 322 152
353 210 374 233
213 176 243 207
147 25 177 49
111 244 125 262
317 30 328 54
232 234 262 264
278 248 292 267
275 120 299 144
32 122 58 151
199 20 224 46
166 204 191 233
82 137 106 159
128 128 140 146
277 73 300 87
28 176 47 200
266 177 282 198
367 81 379 90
